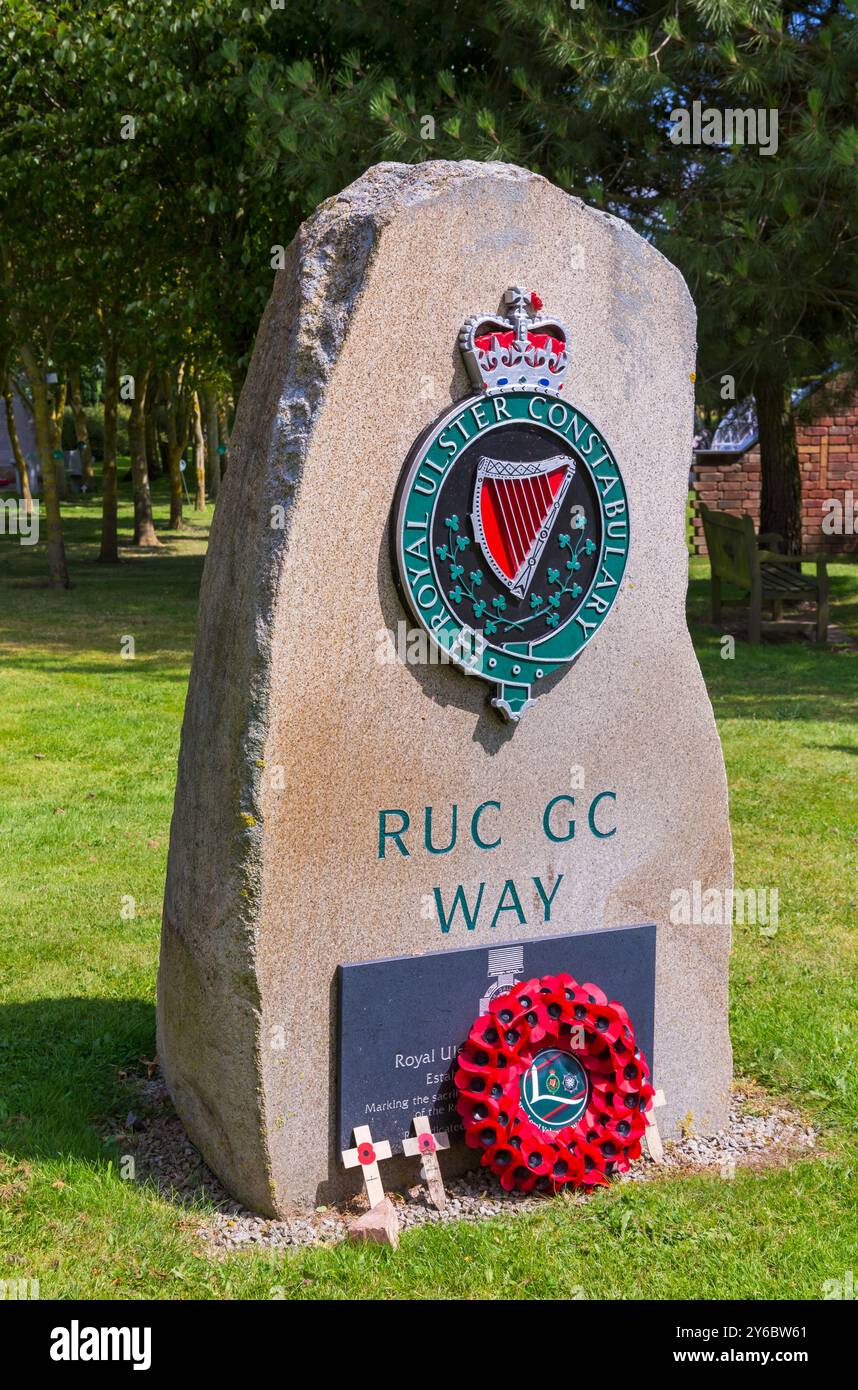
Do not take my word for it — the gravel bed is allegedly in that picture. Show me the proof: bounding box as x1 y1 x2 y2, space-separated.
105 1074 816 1254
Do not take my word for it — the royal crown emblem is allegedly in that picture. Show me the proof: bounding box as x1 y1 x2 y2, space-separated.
459 286 569 393
393 286 629 721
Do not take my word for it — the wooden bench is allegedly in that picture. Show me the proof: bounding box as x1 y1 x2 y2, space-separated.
699 503 829 644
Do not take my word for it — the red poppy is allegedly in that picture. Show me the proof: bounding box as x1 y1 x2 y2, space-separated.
357 1142 376 1166
418 1133 436 1154
580 980 607 1003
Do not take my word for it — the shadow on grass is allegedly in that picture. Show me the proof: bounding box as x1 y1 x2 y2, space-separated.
0 997 242 1215
0 996 155 1164
0 526 207 666
687 609 858 724
0 651 194 680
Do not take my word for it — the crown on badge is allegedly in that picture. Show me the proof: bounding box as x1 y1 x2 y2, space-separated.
459 286 569 394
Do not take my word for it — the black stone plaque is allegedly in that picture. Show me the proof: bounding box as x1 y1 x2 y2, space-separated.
337 924 655 1153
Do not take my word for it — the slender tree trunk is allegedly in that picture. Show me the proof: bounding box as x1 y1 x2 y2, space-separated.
52 378 66 432
99 340 120 563
52 378 68 500
144 374 160 479
217 396 230 479
2 377 34 515
201 384 220 499
161 367 183 529
129 364 159 546
20 343 69 588
176 370 192 468
229 363 244 414
192 391 205 511
70 368 94 485
755 373 802 555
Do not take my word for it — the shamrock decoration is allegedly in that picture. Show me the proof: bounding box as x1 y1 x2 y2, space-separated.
437 505 594 640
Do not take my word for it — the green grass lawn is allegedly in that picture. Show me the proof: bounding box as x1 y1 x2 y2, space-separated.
1 483 856 1300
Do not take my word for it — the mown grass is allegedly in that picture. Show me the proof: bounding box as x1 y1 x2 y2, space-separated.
0 484 856 1300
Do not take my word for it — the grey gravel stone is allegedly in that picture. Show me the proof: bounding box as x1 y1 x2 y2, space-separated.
106 1072 815 1254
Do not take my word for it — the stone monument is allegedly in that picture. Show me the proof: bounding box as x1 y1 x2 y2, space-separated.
157 160 732 1215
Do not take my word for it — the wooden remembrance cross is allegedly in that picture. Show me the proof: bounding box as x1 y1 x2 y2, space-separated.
341 1125 393 1208
403 1114 450 1210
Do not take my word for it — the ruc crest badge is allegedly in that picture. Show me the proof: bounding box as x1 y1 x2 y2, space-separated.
393 287 629 720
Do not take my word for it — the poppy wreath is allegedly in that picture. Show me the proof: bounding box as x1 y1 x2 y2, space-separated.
454 974 654 1192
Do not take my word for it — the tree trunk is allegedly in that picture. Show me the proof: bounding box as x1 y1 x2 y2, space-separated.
176 369 193 470
201 384 220 499
99 340 120 563
192 391 206 511
2 378 34 515
755 374 802 555
217 396 230 479
144 374 161 479
70 368 95 485
52 379 68 501
161 367 184 529
20 343 69 587
229 363 245 414
129 364 160 546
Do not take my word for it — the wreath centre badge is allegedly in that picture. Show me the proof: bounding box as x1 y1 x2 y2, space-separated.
393 286 630 721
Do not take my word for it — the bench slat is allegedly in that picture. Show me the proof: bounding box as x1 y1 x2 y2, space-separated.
760 567 817 593
762 574 813 592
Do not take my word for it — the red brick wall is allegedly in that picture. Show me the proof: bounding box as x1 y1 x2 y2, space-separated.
690 394 858 555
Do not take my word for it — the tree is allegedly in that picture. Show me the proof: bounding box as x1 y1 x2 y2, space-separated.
161 363 193 529
191 390 205 512
0 1 216 565
128 362 160 546
69 369 95 488
5 0 855 570
654 5 858 551
98 327 120 563
0 236 72 588
0 342 34 515
275 0 857 550
201 383 221 500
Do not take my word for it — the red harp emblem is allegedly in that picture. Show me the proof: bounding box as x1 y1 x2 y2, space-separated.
472 455 574 599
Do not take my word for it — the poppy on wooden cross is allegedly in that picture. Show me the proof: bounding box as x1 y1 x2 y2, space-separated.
341 1124 393 1207
403 1114 450 1210
643 1088 666 1165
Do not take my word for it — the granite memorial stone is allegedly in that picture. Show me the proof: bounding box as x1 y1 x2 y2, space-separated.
157 160 733 1215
